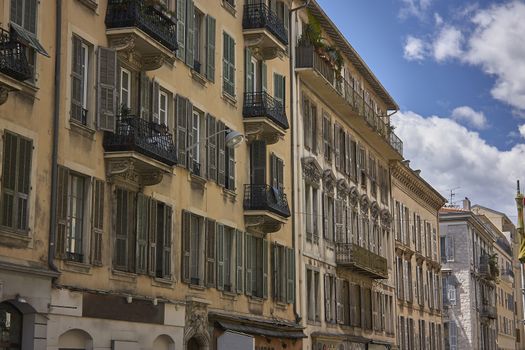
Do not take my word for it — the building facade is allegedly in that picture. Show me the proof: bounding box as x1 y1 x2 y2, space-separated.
440 201 498 350
390 160 446 350
0 0 303 348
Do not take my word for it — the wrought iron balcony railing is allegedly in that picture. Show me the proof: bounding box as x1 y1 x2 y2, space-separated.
243 91 289 130
335 242 388 279
480 304 497 319
479 254 498 281
243 184 291 218
0 28 32 81
242 3 288 46
105 0 178 52
103 115 177 166
296 44 403 156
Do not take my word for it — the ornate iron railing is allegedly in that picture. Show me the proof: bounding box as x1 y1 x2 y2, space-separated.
296 44 404 156
105 0 178 52
243 91 289 130
103 115 177 166
242 3 288 45
243 184 291 218
0 28 32 81
335 242 388 279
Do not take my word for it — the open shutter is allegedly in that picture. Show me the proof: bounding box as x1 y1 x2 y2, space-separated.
56 166 69 258
176 95 187 167
140 72 151 120
217 121 226 186
262 238 269 299
97 47 117 131
336 278 344 324
245 48 253 93
283 3 290 38
136 193 149 274
324 275 331 321
227 144 235 190
186 99 194 169
250 141 267 185
162 205 172 278
236 230 244 294
216 223 225 290
176 0 186 60
205 15 216 81
270 154 277 188
185 0 195 67
91 179 104 265
206 219 216 286
277 157 284 191
334 124 340 170
286 247 295 304
151 80 160 124
272 244 279 299
71 36 83 121
181 210 191 283
245 234 253 296
148 198 158 276
322 193 329 239
262 62 267 92
206 114 217 181
345 133 351 175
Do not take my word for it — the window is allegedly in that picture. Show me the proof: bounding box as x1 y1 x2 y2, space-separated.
322 115 332 162
369 155 377 197
71 36 90 125
445 321 457 350
217 225 243 293
119 68 131 109
0 131 32 234
194 8 204 73
441 236 455 262
0 302 22 350
305 184 319 244
306 268 320 322
182 211 205 285
159 90 168 126
245 234 268 298
222 32 235 97
270 154 284 191
273 73 285 108
358 147 367 188
349 283 361 327
10 0 39 80
322 193 334 242
272 243 295 304
65 173 85 262
324 274 336 323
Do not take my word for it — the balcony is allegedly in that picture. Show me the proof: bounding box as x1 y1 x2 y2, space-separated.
243 92 288 144
103 115 177 186
0 28 32 103
242 3 288 60
480 304 497 320
243 184 290 234
479 255 498 281
501 268 514 283
335 242 388 279
295 45 403 159
105 0 177 69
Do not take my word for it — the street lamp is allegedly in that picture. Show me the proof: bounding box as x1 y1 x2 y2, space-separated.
181 129 244 153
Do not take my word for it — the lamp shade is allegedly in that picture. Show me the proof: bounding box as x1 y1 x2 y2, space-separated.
225 130 244 148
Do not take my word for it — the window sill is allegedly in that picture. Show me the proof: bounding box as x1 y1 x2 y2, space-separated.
152 277 175 288
188 283 206 291
274 301 288 310
110 269 137 283
0 228 31 248
221 0 237 16
222 91 237 107
189 172 207 190
306 320 321 327
62 259 92 275
222 187 237 202
191 70 208 87
77 0 98 11
248 296 265 305
221 290 238 300
69 119 96 139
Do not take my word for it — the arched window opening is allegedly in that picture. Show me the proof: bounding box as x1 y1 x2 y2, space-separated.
0 302 22 350
187 337 201 350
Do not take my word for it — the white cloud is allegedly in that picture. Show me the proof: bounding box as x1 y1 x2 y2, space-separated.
432 26 463 62
519 124 525 138
434 13 443 26
451 106 488 129
403 36 427 61
393 110 525 217
399 0 432 20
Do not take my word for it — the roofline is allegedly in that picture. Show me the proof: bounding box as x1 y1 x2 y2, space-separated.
471 204 514 225
439 211 497 242
306 0 399 110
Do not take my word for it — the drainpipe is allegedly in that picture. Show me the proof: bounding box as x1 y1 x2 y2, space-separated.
289 0 310 324
48 0 62 273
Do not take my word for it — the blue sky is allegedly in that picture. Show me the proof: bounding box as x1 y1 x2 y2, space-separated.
316 0 525 217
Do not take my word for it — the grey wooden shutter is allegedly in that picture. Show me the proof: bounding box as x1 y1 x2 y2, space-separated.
205 15 216 81
71 36 83 121
322 193 328 239
334 124 340 170
336 278 344 324
345 133 351 175
176 0 186 60
324 275 331 321
136 193 149 274
185 0 195 67
227 145 235 190
286 247 295 303
176 95 187 167
303 97 311 149
272 243 279 299
206 219 216 286
250 141 267 185
270 154 277 188
186 99 194 169
274 74 285 107
151 80 160 124
217 223 225 290
148 198 157 276
181 210 191 283
217 121 226 186
140 72 151 120
162 205 172 278
91 179 104 265
236 230 244 294
56 166 69 258
206 114 217 181
262 238 268 299
277 157 284 191
245 234 253 296
262 62 267 92
245 48 253 93
97 47 117 131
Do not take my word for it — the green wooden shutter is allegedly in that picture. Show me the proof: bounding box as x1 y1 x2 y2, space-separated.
176 0 186 60
181 210 191 283
205 15 216 81
206 219 216 287
148 198 157 276
91 179 104 265
262 239 268 299
216 223 225 290
236 230 244 294
245 48 253 93
245 234 253 296
56 165 69 258
136 193 149 274
97 47 117 131
176 95 187 167
217 121 226 186
286 247 295 303
206 114 217 182
185 0 195 67
186 98 194 169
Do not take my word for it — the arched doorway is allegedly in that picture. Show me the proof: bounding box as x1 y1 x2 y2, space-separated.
0 302 23 350
187 337 201 350
58 329 93 350
153 334 175 350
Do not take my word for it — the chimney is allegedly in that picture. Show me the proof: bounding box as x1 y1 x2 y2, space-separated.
462 197 471 211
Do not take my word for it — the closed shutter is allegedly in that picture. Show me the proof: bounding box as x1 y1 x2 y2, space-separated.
140 72 151 120
227 144 235 190
322 193 328 239
334 124 340 170
303 97 311 149
217 121 226 186
286 247 294 304
91 179 104 265
148 198 158 276
245 234 253 296
447 237 454 261
236 230 244 294
272 243 279 299
186 99 194 169
205 15 216 81
312 105 318 154
324 275 331 321
336 278 343 324
345 133 351 175
277 157 284 191
440 236 446 262
250 140 266 185
206 114 217 181
274 74 285 107
114 188 132 271
261 61 267 92
136 193 149 274
245 48 253 93
151 80 160 124
205 219 216 286
176 0 186 60
270 154 277 188
262 239 268 299
222 33 235 96
162 205 172 278
185 0 195 67
71 36 83 121
335 199 344 242
181 210 191 283
97 47 117 131
176 95 187 167
216 223 225 290
56 166 69 258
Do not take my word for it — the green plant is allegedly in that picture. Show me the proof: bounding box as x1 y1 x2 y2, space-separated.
120 104 131 117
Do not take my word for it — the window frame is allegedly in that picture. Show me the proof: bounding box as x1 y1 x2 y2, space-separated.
120 67 131 109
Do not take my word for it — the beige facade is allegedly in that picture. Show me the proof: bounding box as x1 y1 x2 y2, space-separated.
390 161 446 350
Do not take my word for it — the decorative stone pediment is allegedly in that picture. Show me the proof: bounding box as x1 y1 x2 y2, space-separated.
370 201 380 220
323 169 336 193
184 299 210 350
337 178 350 198
302 157 322 185
349 186 359 207
360 194 370 213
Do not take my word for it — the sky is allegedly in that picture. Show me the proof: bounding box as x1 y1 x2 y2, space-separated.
317 0 525 219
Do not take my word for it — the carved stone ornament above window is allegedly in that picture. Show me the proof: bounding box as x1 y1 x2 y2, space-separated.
380 209 392 227
370 201 380 220
360 194 370 213
323 169 336 194
349 186 359 207
337 178 350 198
301 157 322 185
184 299 210 350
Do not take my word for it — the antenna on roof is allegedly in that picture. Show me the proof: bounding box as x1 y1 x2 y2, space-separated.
447 187 460 207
